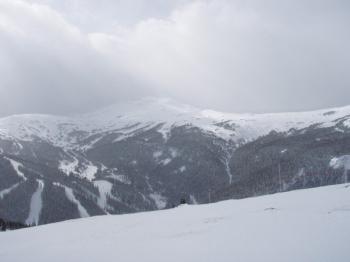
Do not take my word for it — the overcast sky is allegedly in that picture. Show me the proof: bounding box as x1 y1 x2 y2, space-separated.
0 0 349 117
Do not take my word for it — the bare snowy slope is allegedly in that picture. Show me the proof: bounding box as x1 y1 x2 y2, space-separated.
0 184 349 262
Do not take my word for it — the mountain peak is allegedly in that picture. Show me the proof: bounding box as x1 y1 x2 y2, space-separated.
1 97 350 147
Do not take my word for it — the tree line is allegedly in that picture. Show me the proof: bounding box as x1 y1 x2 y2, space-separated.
0 217 30 231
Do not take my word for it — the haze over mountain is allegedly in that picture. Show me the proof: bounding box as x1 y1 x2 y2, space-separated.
1 0 350 117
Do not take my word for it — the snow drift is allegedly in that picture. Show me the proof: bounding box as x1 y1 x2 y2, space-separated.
0 184 349 262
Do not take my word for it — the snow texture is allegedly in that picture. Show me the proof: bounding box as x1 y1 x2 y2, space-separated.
153 150 163 159
329 155 350 170
25 180 44 226
4 157 27 181
329 155 350 183
93 180 113 212
0 183 20 199
149 193 167 209
179 166 186 173
54 183 89 218
80 164 98 181
159 158 172 166
0 184 349 262
59 157 98 181
105 173 131 185
190 194 199 204
59 158 79 177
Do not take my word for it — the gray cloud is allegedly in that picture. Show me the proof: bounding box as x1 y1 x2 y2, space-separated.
0 0 350 117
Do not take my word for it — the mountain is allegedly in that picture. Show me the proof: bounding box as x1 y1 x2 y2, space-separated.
1 184 349 261
0 97 350 225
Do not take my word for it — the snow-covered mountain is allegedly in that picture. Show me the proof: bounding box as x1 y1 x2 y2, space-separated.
1 97 350 147
1 184 349 262
1 97 350 225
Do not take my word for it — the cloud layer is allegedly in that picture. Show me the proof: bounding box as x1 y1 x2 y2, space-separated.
1 0 349 116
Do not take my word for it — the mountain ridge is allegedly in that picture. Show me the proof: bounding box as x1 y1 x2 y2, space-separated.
1 97 350 147
0 97 349 225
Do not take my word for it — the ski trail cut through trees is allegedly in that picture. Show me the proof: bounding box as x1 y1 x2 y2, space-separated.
26 180 44 226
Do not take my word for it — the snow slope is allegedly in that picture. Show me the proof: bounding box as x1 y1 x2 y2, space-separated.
0 184 349 262
25 180 44 226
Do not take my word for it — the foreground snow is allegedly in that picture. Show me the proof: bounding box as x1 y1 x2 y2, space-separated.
0 184 349 262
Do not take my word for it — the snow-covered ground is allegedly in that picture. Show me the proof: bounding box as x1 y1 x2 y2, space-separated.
0 184 349 262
